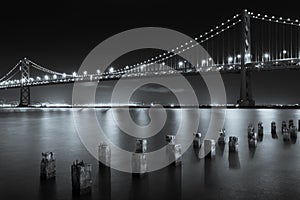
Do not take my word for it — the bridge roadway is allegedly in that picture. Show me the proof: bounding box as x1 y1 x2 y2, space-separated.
0 58 299 90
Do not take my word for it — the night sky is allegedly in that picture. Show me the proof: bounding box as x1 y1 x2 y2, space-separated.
1 1 300 105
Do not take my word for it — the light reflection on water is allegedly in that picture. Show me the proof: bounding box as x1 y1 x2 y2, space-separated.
0 108 300 199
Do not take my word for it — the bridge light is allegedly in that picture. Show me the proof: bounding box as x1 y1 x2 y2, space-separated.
44 75 49 80
72 72 77 77
96 69 101 74
83 71 87 76
109 67 114 73
162 62 165 66
53 75 57 79
36 76 41 81
228 56 233 63
283 50 287 54
237 54 241 59
62 73 66 78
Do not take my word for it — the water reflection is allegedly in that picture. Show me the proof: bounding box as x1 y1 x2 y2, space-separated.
216 143 225 157
257 135 263 142
164 165 182 200
38 179 57 200
3 108 300 200
98 163 111 200
248 145 256 159
129 173 150 200
291 137 297 144
228 152 240 169
271 132 278 139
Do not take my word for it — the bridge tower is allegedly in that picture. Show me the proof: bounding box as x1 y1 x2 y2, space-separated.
19 58 31 107
237 10 255 106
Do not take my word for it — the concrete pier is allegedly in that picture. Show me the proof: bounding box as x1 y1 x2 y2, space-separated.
98 143 111 166
71 160 92 195
40 152 56 180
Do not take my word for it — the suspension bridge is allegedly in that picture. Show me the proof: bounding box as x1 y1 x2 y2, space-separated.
1 10 300 107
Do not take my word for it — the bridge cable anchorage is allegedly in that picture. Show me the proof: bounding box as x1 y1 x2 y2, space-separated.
0 60 22 82
119 13 242 74
28 59 71 77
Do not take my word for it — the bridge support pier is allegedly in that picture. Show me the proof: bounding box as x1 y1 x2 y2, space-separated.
237 10 255 107
19 86 30 107
19 58 31 107
237 67 255 106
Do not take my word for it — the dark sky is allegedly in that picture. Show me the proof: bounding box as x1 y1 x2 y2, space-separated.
1 0 300 104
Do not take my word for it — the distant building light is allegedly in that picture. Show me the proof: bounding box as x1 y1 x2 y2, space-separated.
264 53 270 59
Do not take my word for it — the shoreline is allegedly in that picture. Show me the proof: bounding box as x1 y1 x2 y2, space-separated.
1 105 300 109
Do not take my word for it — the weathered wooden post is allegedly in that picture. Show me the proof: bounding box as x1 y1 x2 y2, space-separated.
271 121 276 134
71 160 92 195
258 122 263 136
135 139 147 153
283 127 290 141
289 120 294 129
166 143 182 166
193 133 202 148
247 123 254 139
131 153 147 176
40 152 56 180
290 125 297 139
282 121 287 133
132 139 147 176
98 143 111 167
204 139 216 158
248 131 257 148
166 135 176 144
218 129 226 145
229 136 238 152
